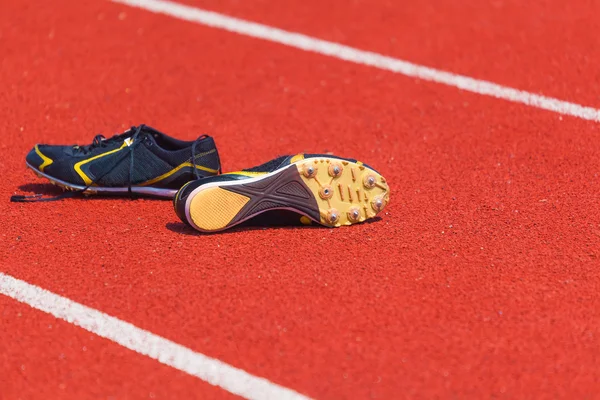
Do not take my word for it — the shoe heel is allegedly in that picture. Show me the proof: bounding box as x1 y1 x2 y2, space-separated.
188 186 251 231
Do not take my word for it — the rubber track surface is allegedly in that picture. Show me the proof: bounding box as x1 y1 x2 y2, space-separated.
2 0 600 398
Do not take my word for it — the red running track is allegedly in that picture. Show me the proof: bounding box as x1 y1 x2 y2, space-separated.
187 0 600 107
0 297 235 399
1 0 600 398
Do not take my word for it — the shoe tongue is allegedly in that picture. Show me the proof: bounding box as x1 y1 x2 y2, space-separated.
139 125 164 136
117 125 160 145
137 125 167 143
121 125 156 137
63 146 80 156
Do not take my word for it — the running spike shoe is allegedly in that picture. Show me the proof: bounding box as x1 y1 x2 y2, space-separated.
174 154 390 232
12 125 221 201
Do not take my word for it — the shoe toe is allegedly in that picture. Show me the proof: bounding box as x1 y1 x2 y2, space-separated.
25 145 54 172
25 147 41 168
173 180 202 225
26 144 79 171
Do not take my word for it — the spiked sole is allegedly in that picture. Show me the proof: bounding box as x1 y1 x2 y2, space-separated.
185 157 390 232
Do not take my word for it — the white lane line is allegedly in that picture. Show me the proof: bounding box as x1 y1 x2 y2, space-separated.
111 0 600 123
0 272 311 400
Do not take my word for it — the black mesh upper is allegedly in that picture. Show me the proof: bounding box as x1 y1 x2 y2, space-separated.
25 126 221 190
35 144 76 160
88 144 175 186
44 158 88 185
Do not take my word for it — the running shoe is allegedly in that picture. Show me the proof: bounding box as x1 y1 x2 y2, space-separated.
12 125 221 201
174 154 390 232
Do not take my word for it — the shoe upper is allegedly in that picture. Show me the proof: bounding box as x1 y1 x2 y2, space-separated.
26 125 221 190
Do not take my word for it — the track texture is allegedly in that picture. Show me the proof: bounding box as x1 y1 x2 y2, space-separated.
188 0 600 107
2 0 600 398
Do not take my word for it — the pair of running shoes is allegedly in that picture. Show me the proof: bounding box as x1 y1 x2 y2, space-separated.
13 125 390 232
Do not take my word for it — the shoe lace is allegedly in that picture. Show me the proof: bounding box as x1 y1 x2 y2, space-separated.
75 132 131 155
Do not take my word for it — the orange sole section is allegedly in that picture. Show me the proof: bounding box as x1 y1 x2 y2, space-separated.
186 157 390 232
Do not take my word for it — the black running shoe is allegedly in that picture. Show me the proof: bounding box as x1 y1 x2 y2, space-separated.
174 154 390 232
13 125 221 201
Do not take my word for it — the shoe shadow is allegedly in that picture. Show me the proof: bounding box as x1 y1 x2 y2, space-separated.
15 183 172 202
17 183 64 196
166 216 382 236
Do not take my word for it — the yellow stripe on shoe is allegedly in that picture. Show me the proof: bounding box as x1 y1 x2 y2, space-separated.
35 145 54 172
74 141 130 185
223 171 269 177
140 162 219 186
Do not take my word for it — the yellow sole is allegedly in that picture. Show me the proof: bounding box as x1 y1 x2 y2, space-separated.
297 157 390 227
185 156 390 232
189 187 251 231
